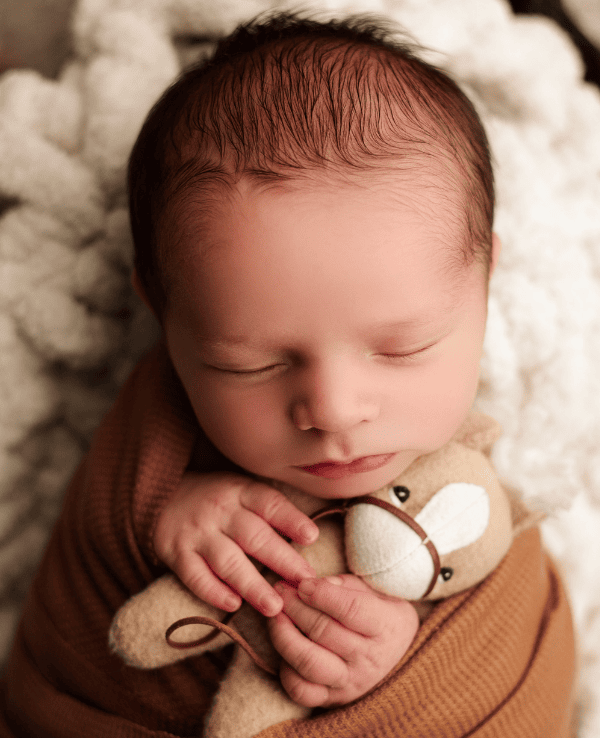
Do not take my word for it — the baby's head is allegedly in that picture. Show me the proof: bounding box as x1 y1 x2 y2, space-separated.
129 11 501 498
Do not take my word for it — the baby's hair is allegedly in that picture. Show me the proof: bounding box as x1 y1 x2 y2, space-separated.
129 10 495 317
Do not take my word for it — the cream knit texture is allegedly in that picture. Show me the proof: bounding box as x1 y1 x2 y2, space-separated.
0 0 599 732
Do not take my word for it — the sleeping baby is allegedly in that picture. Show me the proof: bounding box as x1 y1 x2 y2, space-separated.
0 10 576 737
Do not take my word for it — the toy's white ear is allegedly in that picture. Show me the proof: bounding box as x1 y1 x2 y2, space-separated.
415 482 490 555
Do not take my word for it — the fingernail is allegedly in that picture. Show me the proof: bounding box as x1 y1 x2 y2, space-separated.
273 580 287 594
224 594 241 611
298 579 317 598
302 562 316 578
325 576 343 586
260 593 283 616
300 522 319 543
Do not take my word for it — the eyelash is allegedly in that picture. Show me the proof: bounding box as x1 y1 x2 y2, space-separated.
212 348 431 376
211 364 282 376
379 349 427 365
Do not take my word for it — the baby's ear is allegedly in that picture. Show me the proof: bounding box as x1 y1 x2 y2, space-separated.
131 268 158 319
452 411 503 457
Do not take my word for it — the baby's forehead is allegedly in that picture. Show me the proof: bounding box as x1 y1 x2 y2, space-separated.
129 15 494 319
165 171 476 302
171 163 469 240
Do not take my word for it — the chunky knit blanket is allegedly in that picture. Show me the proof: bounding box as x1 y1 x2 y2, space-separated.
0 0 599 733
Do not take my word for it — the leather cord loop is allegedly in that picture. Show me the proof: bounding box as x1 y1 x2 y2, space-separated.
166 614 278 676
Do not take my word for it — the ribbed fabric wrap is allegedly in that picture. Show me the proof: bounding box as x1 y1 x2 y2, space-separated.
257 527 575 738
0 342 576 737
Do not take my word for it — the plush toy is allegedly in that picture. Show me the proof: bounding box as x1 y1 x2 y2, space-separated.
109 412 538 738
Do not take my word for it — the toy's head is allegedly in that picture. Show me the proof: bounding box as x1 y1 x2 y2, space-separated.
345 412 527 600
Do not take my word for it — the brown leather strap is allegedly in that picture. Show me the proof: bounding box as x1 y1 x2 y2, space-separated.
309 504 348 521
166 614 278 676
165 610 235 649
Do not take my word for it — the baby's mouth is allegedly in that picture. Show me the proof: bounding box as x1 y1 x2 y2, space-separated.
295 453 396 479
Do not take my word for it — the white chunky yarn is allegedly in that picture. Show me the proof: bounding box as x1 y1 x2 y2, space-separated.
0 0 599 732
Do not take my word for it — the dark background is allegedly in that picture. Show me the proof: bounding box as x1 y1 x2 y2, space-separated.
509 0 600 86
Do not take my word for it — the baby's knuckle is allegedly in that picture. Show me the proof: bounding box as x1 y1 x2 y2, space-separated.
341 595 363 624
212 550 243 579
236 477 259 503
285 677 309 705
295 646 323 679
182 570 211 598
206 495 234 520
254 487 286 520
306 612 332 644
342 643 362 666
363 646 384 672
242 525 273 555
283 672 322 707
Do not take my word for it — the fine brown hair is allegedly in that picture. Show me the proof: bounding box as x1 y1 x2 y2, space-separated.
128 10 495 318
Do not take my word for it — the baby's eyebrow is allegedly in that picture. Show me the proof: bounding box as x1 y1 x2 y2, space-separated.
371 318 436 331
195 315 447 354
195 336 268 354
367 313 451 335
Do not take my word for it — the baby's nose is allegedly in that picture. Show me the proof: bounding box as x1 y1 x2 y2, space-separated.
291 366 379 432
292 400 377 432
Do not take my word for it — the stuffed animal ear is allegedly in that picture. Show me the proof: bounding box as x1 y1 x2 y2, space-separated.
503 482 546 537
452 411 503 457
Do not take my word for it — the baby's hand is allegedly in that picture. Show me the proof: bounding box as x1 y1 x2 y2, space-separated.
268 575 419 708
153 472 319 617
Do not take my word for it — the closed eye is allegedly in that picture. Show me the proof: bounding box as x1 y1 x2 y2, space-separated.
209 364 283 376
378 344 435 364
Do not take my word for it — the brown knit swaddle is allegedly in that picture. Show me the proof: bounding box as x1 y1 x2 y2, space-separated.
0 343 575 737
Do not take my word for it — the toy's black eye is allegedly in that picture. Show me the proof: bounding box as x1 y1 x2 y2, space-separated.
393 485 410 503
440 567 454 581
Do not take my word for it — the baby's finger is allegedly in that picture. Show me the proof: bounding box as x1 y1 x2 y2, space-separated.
296 576 386 637
201 537 284 617
172 553 242 612
229 510 316 583
240 481 319 545
273 580 360 661
269 611 349 690
279 662 331 708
